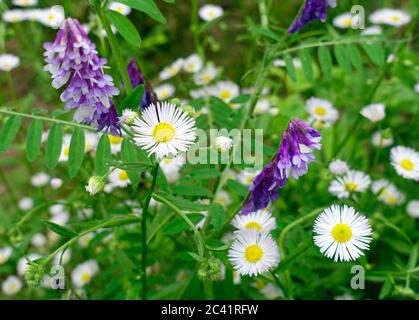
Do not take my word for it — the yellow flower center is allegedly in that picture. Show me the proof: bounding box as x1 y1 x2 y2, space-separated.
332 223 352 243
48 14 55 22
108 134 123 145
245 221 262 232
219 89 231 100
9 283 17 291
118 170 129 181
391 16 400 22
81 273 91 283
314 106 326 116
152 123 176 143
343 18 352 27
246 176 254 185
400 159 414 171
244 244 263 263
345 182 358 191
202 73 212 82
160 89 170 99
387 196 398 205
64 146 70 157
169 66 178 75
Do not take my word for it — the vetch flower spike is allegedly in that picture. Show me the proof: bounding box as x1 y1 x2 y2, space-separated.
288 0 337 33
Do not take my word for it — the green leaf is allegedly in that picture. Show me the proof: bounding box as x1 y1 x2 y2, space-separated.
95 132 112 176
209 204 225 230
121 139 140 187
121 85 144 112
171 185 212 197
298 49 313 82
361 43 385 66
162 0 175 3
162 214 204 235
283 53 296 81
43 221 78 238
347 44 363 71
206 240 232 251
154 192 209 212
0 115 21 152
107 10 141 47
26 119 43 162
45 123 63 169
333 44 352 74
317 46 332 80
407 244 418 270
116 0 166 24
68 128 85 178
379 275 394 300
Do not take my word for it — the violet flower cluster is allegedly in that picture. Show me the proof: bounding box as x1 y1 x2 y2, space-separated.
43 18 120 134
288 0 337 33
127 58 156 109
241 118 321 215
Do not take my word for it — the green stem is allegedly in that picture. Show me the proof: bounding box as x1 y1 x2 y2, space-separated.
6 73 17 103
191 0 204 59
0 108 96 131
97 4 132 94
141 163 159 300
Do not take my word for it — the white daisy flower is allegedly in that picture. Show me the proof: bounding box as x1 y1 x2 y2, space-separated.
108 168 131 188
198 4 223 21
120 109 139 125
228 229 280 276
78 232 95 248
313 205 373 262
18 197 34 211
407 200 419 219
159 58 184 80
59 134 72 162
369 8 411 27
108 1 131 15
0 247 12 265
305 97 339 124
49 203 68 216
333 12 359 29
372 179 405 206
214 136 233 152
71 260 99 288
17 253 41 276
12 0 37 6
390 146 419 181
132 102 196 158
232 209 276 234
49 211 70 226
329 159 350 176
329 170 371 199
183 54 203 73
2 276 22 296
30 172 50 187
31 233 47 248
210 81 240 103
2 9 27 23
155 83 175 100
361 25 382 35
253 99 271 115
215 190 232 207
237 169 260 186
0 54 20 72
50 178 63 189
193 63 218 85
372 130 393 148
360 103 385 122
108 134 123 154
159 155 185 183
37 5 65 29
84 131 98 152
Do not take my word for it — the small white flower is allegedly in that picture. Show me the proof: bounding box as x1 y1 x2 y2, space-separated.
84 132 98 152
214 136 233 152
132 102 196 158
30 172 50 187
108 1 131 15
78 233 95 248
273 58 302 68
108 134 123 154
49 203 68 216
159 58 184 80
386 54 395 64
333 12 359 29
253 99 271 115
193 63 218 85
182 54 203 73
0 54 20 72
228 229 280 276
210 81 240 103
37 5 65 29
198 4 223 21
59 134 72 162
18 197 34 211
159 155 185 183
370 8 411 27
2 276 22 296
390 146 419 181
232 209 276 234
237 169 260 186
108 169 131 188
372 131 393 148
329 159 350 175
361 25 382 35
155 83 175 100
305 97 339 124
414 83 419 93
13 0 38 6
406 200 419 219
50 178 63 189
360 103 385 122
0 247 12 265
215 190 232 207
49 211 70 226
2 9 27 23
71 260 99 288
329 170 371 199
372 179 405 206
31 233 47 248
17 253 41 276
313 205 373 262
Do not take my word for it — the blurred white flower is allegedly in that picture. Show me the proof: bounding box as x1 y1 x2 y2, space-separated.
30 172 50 187
210 81 240 103
0 247 13 265
306 97 339 125
407 200 419 219
329 159 350 175
159 58 184 80
361 25 382 36
18 197 34 211
360 103 385 122
390 146 419 181
155 83 175 100
183 54 203 73
369 8 411 27
199 4 223 21
159 155 185 183
214 136 233 152
372 179 405 206
193 63 218 85
333 12 357 29
12 0 37 6
31 233 47 248
72 260 99 288
108 169 131 188
108 2 131 15
2 276 22 296
50 178 63 189
17 253 41 276
37 6 65 29
372 130 393 148
2 9 27 23
0 54 20 71
329 170 371 199
108 134 123 154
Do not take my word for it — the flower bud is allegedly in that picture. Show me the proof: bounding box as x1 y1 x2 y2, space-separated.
85 176 105 195
25 263 45 288
198 256 224 281
121 109 139 126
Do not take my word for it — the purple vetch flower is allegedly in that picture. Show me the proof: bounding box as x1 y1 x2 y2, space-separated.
97 103 121 137
43 18 120 129
240 118 321 215
288 0 337 33
127 58 156 109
